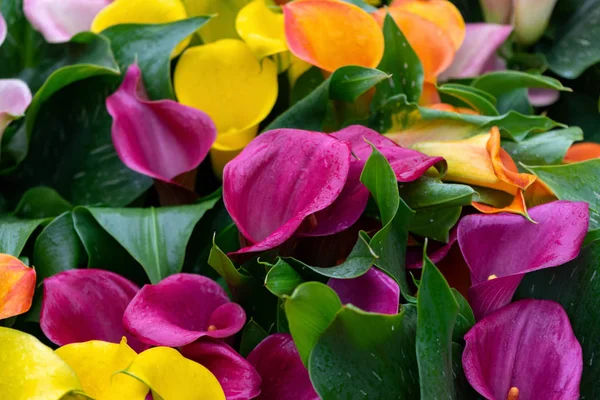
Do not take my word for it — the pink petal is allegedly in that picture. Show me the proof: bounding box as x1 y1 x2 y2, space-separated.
463 299 582 400
328 268 399 314
440 24 513 79
303 125 444 237
182 338 262 400
457 201 589 319
23 0 112 43
0 79 32 136
123 273 246 347
40 269 146 352
528 88 560 107
247 334 319 400
0 12 6 46
406 230 458 269
107 64 217 183
223 129 351 254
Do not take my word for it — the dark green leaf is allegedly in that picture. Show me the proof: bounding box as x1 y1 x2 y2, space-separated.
208 240 253 298
451 343 479 399
329 66 390 103
438 83 499 116
239 319 268 358
290 67 325 105
14 187 72 219
503 127 583 166
495 88 532 115
410 207 462 243
265 259 304 297
471 71 571 98
399 177 475 210
0 216 45 256
451 289 475 343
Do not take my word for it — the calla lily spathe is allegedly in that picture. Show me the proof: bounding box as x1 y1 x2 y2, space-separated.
0 71 32 143
236 0 287 59
564 142 600 163
0 254 36 320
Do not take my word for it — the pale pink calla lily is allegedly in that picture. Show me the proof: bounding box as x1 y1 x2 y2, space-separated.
528 88 561 107
247 334 319 400
107 64 217 184
40 269 147 352
0 79 32 141
0 12 6 44
463 299 582 400
23 0 113 43
457 201 588 319
123 273 246 347
327 268 399 315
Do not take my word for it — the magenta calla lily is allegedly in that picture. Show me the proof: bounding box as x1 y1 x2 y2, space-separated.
23 0 113 43
123 273 246 347
223 126 443 254
327 268 399 315
107 64 217 184
247 334 318 400
182 338 261 400
463 299 582 400
40 269 146 352
457 201 589 319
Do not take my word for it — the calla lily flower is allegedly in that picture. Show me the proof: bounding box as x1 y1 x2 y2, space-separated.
457 201 588 319
223 126 444 254
92 0 190 56
174 39 278 175
124 273 246 347
0 254 36 319
327 267 400 314
107 64 216 184
0 79 33 143
23 0 113 43
463 299 582 400
236 0 287 59
564 142 600 163
283 0 384 72
0 11 6 43
182 338 262 400
182 0 248 43
40 268 147 352
247 333 319 400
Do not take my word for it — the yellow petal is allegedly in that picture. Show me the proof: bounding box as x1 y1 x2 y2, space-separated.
0 327 83 399
120 347 226 400
236 0 287 59
56 338 148 400
174 39 278 134
0 254 36 319
283 0 384 72
91 0 190 57
182 0 249 43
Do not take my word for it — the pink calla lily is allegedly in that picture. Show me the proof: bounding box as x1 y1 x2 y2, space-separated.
463 299 582 400
0 12 6 44
0 79 32 142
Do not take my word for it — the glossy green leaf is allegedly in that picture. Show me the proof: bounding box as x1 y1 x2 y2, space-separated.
329 66 390 103
208 240 252 298
0 216 44 256
451 343 478 399
265 259 304 297
503 127 583 166
451 289 475 343
416 254 459 399
284 282 342 366
239 319 268 358
410 207 462 243
495 88 532 115
373 13 424 106
360 144 415 296
438 83 499 116
309 304 420 399
290 67 325 105
14 187 72 219
399 177 475 210
471 71 572 98
101 17 211 100
524 159 600 229
87 195 220 283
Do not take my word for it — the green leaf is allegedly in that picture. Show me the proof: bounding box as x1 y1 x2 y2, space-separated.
14 187 72 219
208 240 253 297
284 282 342 366
329 66 390 103
290 67 325 105
416 254 459 399
373 13 424 106
438 83 499 116
360 144 415 296
451 288 475 343
399 177 475 210
0 216 45 256
410 207 462 243
101 17 211 100
265 259 304 297
545 0 600 79
309 304 420 399
515 242 600 398
87 195 220 283
239 319 268 358
471 71 572 98
523 160 600 229
495 88 532 115
33 212 85 280
503 127 583 166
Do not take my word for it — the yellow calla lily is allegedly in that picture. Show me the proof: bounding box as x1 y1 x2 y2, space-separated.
182 0 249 43
0 327 84 400
236 0 287 59
91 0 190 57
174 39 278 175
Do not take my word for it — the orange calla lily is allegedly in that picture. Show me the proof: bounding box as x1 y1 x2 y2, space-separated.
0 254 36 319
564 142 600 163
283 0 384 72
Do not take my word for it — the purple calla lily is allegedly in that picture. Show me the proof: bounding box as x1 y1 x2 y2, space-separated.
182 338 262 400
457 201 588 319
463 299 582 400
247 334 318 400
123 273 246 347
327 268 399 314
107 64 217 184
40 269 147 352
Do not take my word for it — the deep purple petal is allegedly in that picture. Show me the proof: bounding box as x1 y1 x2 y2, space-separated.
406 230 458 269
223 128 351 254
247 334 319 400
458 201 588 318
440 24 513 79
327 268 399 314
463 299 582 400
107 64 216 183
123 273 246 347
528 88 560 107
182 338 261 400
40 269 146 352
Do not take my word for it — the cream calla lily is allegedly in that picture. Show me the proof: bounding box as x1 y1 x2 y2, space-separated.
236 0 287 59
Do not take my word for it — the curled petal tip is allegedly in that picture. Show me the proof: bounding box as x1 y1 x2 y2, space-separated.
0 254 36 319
